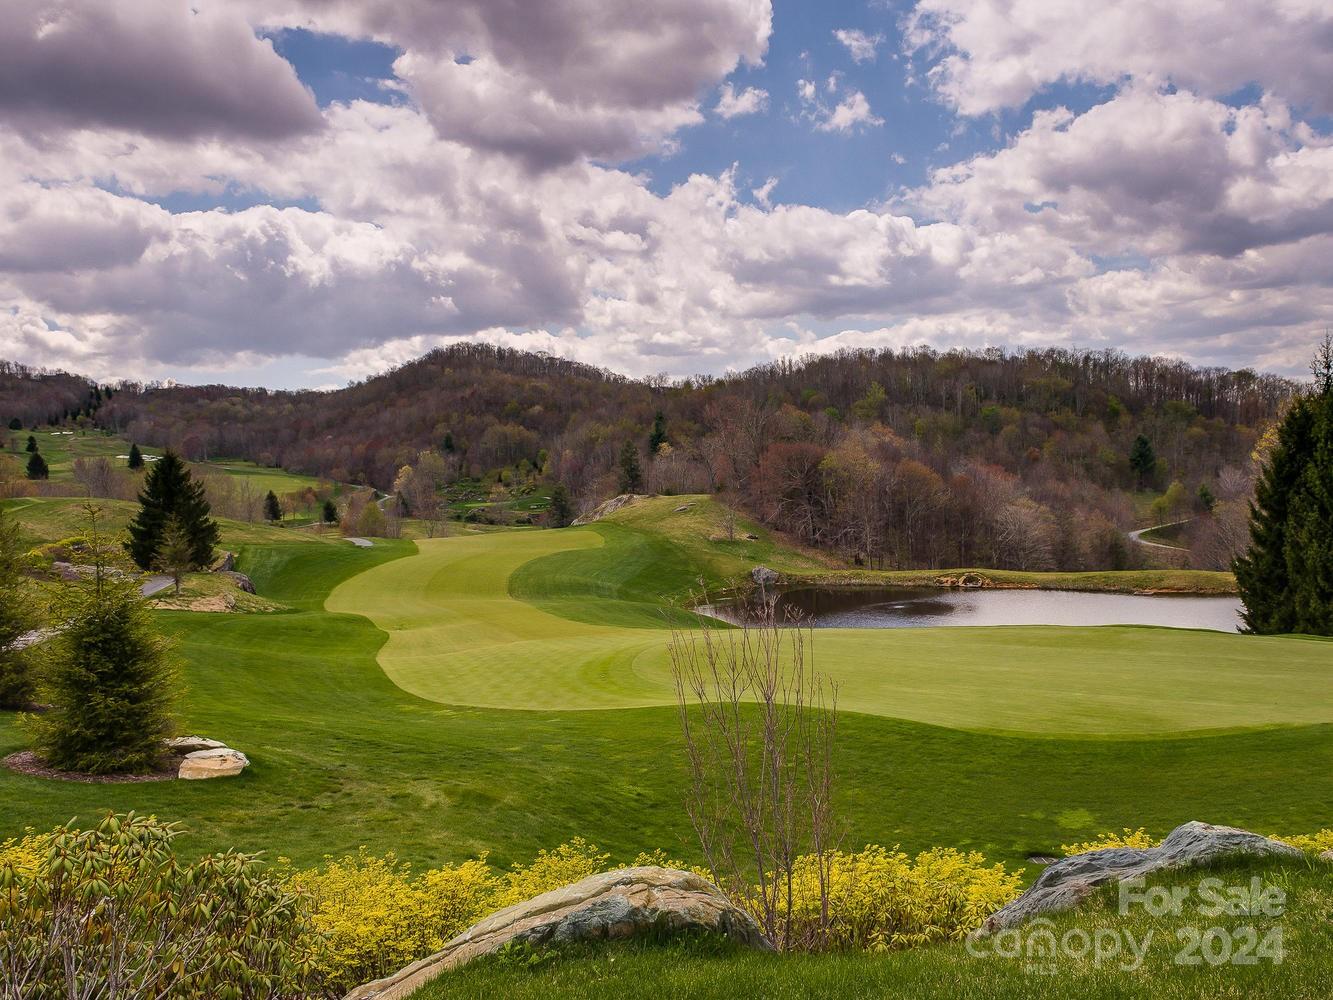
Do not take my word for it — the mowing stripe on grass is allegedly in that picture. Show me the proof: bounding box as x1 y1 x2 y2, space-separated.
327 529 1333 735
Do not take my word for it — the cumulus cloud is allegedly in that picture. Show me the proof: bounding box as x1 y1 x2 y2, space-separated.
833 28 883 63
906 0 1333 115
0 1 321 140
798 81 884 133
912 87 1333 259
2 0 1332 384
235 0 773 168
715 83 770 119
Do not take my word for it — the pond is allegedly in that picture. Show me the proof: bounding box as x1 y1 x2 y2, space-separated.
698 586 1244 633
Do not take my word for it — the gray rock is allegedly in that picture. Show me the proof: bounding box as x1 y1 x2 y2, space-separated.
572 494 643 526
211 551 236 572
166 735 227 754
751 566 779 589
343 866 771 1000
220 570 256 594
976 821 1301 934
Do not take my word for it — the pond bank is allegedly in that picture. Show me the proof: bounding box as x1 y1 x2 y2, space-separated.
777 567 1237 596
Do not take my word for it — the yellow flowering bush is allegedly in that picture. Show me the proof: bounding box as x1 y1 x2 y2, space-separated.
0 829 46 878
493 837 611 909
1274 829 1333 854
288 849 497 993
777 846 1023 951
1060 827 1158 855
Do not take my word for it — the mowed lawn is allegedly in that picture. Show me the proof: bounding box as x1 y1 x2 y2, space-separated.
0 529 1327 869
327 524 1333 735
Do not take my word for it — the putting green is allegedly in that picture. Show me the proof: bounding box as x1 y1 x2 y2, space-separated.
327 528 1333 735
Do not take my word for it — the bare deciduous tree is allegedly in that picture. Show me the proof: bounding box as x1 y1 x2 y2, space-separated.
670 609 839 951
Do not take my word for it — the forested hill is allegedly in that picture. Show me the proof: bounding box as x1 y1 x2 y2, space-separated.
5 344 1298 572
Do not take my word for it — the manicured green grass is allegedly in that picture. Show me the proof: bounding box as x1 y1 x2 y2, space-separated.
0 496 335 550
3 428 325 495
2 534 1329 872
412 856 1333 1000
327 513 1331 733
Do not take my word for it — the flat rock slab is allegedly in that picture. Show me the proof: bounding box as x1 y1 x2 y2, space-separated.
344 866 771 1000
166 735 227 754
178 747 249 780
976 821 1302 934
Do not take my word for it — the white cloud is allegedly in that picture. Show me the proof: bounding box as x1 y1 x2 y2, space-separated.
752 177 779 207
233 0 774 169
0 1 321 140
714 83 770 119
796 81 884 134
833 28 883 63
906 0 1333 115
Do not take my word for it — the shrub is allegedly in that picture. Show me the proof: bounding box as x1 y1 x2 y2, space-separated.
0 813 321 999
777 846 1023 951
26 505 181 774
494 838 610 909
1060 827 1158 856
1274 829 1333 855
288 849 496 993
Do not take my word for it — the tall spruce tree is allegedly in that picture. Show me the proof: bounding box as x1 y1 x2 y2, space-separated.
548 483 573 527
1128 434 1156 487
648 411 667 454
618 440 643 494
26 452 48 480
322 498 338 524
264 490 282 523
0 505 35 708
125 451 219 570
1234 338 1333 635
127 443 144 469
6 418 19 431
25 435 37 453
30 505 180 774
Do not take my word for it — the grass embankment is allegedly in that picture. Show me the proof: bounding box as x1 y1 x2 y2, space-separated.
0 501 1328 869
414 857 1333 1000
328 497 1327 733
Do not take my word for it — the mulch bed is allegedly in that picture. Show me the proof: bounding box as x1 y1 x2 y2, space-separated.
3 750 185 784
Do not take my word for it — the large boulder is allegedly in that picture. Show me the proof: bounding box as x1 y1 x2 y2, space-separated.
344 866 771 1000
178 747 249 780
751 566 779 590
976 821 1301 934
572 494 643 526
219 570 256 594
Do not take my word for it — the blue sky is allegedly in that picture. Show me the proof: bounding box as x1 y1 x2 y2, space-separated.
2 0 1330 388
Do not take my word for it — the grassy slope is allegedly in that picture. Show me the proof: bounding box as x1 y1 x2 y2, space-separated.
1 531 1328 871
0 496 334 550
415 857 1333 1000
327 499 1330 734
6 427 324 494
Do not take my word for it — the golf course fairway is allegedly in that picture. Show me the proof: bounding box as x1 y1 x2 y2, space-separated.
326 524 1333 735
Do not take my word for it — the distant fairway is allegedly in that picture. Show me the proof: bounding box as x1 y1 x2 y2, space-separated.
327 526 1333 735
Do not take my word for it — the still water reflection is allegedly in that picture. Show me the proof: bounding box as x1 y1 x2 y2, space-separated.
700 587 1243 633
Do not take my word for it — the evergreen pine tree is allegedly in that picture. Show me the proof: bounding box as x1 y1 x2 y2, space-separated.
648 411 667 454
154 515 195 595
322 499 338 524
124 451 219 570
29 505 180 774
6 418 19 431
264 491 282 523
548 483 573 527
1128 434 1156 487
26 452 48 480
618 440 643 494
1235 337 1333 635
443 432 455 453
25 435 37 453
0 505 35 708
127 443 144 470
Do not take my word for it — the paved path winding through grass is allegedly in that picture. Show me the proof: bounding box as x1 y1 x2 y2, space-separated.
327 528 1333 735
